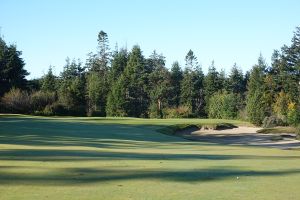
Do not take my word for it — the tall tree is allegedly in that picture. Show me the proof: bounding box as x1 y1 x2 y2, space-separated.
169 61 183 107
106 48 128 116
86 30 111 116
147 51 171 118
180 50 205 116
246 55 268 125
122 45 148 117
0 37 29 96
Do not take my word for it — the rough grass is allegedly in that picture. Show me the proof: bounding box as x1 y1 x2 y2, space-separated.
257 127 296 134
0 115 300 200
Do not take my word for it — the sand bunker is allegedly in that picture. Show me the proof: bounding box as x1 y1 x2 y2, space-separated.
176 126 300 150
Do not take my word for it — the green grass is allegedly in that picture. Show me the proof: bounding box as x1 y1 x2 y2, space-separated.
0 115 300 200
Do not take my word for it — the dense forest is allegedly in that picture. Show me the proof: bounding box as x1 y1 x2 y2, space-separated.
1 27 300 127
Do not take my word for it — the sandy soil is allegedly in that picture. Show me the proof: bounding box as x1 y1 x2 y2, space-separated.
175 126 300 150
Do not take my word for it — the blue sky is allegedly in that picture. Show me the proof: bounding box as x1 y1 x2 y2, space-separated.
1 0 299 79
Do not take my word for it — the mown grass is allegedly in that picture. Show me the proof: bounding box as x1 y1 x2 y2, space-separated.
0 114 300 200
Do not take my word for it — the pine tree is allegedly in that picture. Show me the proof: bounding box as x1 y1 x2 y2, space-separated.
228 63 244 94
86 31 111 116
0 37 29 96
180 50 205 116
106 48 128 116
246 55 268 125
122 45 148 117
147 51 171 118
41 66 57 92
170 61 183 107
204 61 222 111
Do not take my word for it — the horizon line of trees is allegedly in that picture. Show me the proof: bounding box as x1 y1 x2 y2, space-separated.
1 27 300 127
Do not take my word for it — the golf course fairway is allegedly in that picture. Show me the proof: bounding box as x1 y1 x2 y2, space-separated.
0 115 300 200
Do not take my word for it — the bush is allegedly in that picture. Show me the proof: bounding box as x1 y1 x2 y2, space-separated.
1 88 31 114
208 91 241 119
30 91 56 112
42 102 68 116
262 115 284 128
163 106 192 118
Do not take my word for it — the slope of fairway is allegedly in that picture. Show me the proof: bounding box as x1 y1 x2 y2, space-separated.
0 115 300 200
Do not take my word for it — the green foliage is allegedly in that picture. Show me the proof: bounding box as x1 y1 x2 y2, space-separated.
169 61 183 107
246 90 266 126
273 90 291 118
246 58 268 126
86 71 108 116
208 91 241 119
106 76 127 117
41 66 57 92
228 63 245 94
287 102 300 126
163 106 192 118
42 102 68 116
58 59 86 111
121 45 149 117
147 51 171 118
30 90 56 112
180 50 205 117
0 37 29 96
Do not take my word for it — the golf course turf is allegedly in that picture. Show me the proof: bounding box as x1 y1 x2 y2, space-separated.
0 115 300 200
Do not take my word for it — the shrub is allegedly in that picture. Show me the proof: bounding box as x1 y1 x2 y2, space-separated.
208 91 241 119
163 106 192 118
30 91 56 112
262 115 284 128
1 88 31 114
42 102 68 116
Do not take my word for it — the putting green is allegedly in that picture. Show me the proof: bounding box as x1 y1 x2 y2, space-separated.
0 115 299 200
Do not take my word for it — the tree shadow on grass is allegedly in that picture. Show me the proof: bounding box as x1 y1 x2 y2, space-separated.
0 166 300 185
0 116 182 149
1 148 300 162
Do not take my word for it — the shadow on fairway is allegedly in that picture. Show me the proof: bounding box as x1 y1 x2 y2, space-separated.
0 165 300 185
1 148 300 162
0 116 181 148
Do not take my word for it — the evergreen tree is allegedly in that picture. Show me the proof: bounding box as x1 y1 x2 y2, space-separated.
169 61 183 107
106 75 127 116
228 63 244 94
147 51 171 118
109 48 128 83
0 37 29 96
41 66 57 92
106 48 128 116
246 55 268 125
180 50 205 116
204 61 222 111
122 45 148 117
58 58 86 114
86 31 111 116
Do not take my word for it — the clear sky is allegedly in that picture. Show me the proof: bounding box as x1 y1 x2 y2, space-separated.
1 0 299 79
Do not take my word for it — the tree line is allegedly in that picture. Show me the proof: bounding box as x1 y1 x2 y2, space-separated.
1 27 300 126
